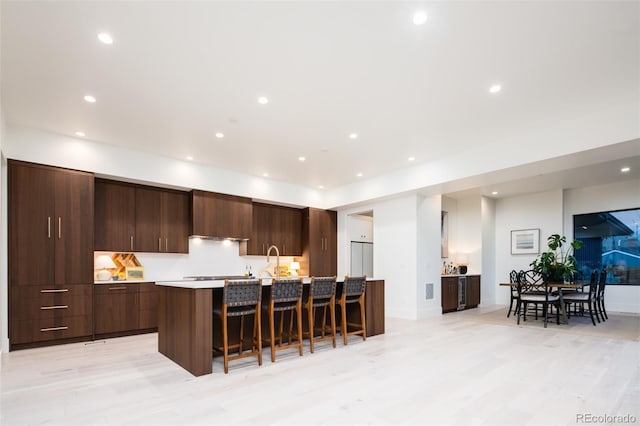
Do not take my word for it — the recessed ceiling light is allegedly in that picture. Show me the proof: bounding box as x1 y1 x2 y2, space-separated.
413 11 428 25
186 156 193 161
262 172 269 177
215 132 224 139
298 156 306 162
97 32 113 45
489 84 502 93
408 156 415 162
83 95 96 103
621 167 631 173
258 96 269 105
318 185 324 190
349 133 358 140
356 172 363 177
491 191 498 195
74 131 85 137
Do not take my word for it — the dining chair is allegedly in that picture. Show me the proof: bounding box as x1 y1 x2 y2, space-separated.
337 275 367 345
303 276 337 353
596 270 608 322
213 278 263 374
264 277 304 362
516 277 560 328
563 270 599 326
506 270 519 318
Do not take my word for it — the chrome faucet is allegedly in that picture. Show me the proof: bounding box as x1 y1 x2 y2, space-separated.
266 245 280 278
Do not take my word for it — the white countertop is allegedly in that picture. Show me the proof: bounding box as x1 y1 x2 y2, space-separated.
155 276 383 289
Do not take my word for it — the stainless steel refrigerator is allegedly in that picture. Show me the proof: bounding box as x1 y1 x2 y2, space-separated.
350 241 373 277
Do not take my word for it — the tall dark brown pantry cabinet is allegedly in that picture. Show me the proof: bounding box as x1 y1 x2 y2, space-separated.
9 160 94 348
301 208 337 277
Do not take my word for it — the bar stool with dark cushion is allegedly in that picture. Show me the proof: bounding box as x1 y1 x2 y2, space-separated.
337 275 367 345
305 276 337 353
264 278 304 362
213 278 262 374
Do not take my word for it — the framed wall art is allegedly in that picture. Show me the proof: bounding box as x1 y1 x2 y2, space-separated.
511 228 540 255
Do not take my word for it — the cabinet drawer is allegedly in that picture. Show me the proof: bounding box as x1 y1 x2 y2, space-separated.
94 283 139 295
11 315 93 344
14 283 92 298
12 294 92 320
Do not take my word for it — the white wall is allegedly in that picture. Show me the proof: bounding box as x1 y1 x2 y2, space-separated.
416 194 442 318
563 179 640 313
494 190 564 305
481 196 497 305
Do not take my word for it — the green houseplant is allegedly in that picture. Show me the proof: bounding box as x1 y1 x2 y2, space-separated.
530 234 583 283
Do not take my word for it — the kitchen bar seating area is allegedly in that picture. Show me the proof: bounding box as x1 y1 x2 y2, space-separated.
157 276 383 376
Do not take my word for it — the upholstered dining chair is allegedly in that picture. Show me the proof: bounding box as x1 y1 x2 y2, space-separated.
304 276 337 353
516 272 560 328
213 278 263 374
337 275 367 345
563 270 599 326
264 277 304 362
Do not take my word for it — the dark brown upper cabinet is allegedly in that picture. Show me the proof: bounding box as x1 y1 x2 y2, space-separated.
191 190 252 240
9 160 94 287
95 179 189 253
301 208 337 277
239 203 302 256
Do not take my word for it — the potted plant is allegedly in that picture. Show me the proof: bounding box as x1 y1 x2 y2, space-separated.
530 234 583 283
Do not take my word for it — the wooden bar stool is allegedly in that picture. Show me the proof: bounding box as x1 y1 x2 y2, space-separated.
337 275 367 345
304 276 337 353
213 279 262 374
264 278 304 362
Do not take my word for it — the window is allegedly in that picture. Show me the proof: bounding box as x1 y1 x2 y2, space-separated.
574 208 640 285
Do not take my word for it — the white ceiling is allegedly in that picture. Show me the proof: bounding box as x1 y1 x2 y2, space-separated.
2 1 639 196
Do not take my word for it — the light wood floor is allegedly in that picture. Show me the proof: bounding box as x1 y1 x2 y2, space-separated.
2 305 639 426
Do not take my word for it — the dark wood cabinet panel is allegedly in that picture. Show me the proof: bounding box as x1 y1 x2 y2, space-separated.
94 282 158 335
94 179 135 252
441 277 459 313
365 280 385 336
138 283 159 330
9 162 55 287
134 186 163 253
95 180 189 253
191 190 252 240
240 203 302 256
441 275 481 313
302 208 337 277
466 275 481 308
94 284 140 334
54 170 95 285
8 160 94 348
161 191 190 253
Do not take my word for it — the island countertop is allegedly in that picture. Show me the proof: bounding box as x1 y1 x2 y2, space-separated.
155 276 384 289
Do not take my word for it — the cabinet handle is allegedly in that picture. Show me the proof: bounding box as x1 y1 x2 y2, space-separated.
159 237 162 251
40 326 68 332
130 236 134 251
40 289 69 293
58 217 62 239
166 238 168 252
108 287 127 290
47 217 51 239
40 305 68 310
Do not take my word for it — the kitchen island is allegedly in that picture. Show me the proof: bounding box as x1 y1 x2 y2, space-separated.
155 278 385 376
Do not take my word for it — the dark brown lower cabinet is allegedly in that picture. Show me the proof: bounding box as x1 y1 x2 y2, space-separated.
10 283 93 348
441 275 481 313
94 282 157 336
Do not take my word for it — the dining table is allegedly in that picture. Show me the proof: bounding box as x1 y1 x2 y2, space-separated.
499 281 586 324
